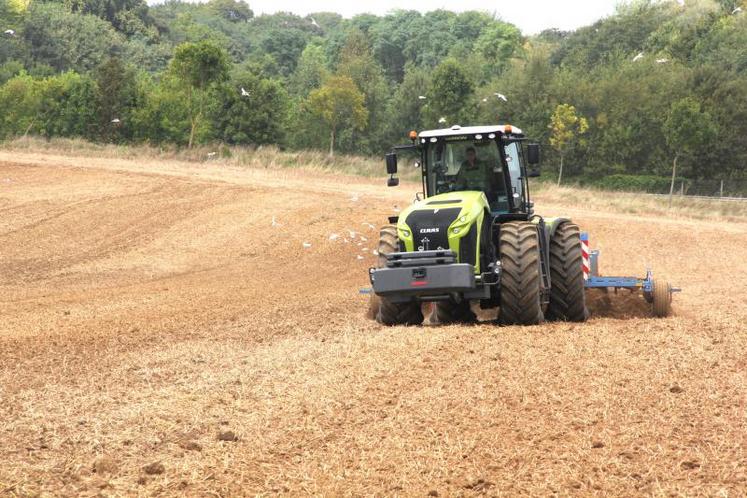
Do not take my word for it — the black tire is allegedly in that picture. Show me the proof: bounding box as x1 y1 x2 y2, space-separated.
652 279 672 317
431 299 476 325
546 222 589 322
498 222 544 325
372 225 424 326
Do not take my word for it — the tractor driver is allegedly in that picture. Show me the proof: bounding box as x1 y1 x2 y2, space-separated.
455 146 490 191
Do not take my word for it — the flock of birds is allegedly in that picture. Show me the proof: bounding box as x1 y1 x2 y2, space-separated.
421 92 508 126
284 193 398 259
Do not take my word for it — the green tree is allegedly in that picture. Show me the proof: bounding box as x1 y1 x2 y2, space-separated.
663 97 717 199
549 103 589 185
23 3 123 73
426 58 474 127
307 75 368 156
94 57 139 142
170 41 230 147
211 72 289 145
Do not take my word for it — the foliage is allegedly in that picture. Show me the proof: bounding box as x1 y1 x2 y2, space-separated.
0 0 745 186
306 75 368 156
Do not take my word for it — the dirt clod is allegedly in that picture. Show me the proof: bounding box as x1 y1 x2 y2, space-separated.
143 462 165 475
92 456 118 475
669 385 684 393
217 430 238 442
592 441 605 449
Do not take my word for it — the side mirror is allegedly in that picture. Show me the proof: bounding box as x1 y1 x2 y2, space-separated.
527 143 540 165
387 177 400 187
386 153 398 174
527 167 541 178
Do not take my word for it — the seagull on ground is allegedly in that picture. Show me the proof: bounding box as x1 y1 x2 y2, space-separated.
111 118 121 124
302 242 312 249
418 95 427 100
4 29 15 36
656 58 669 64
271 216 282 227
633 52 644 62
494 92 508 102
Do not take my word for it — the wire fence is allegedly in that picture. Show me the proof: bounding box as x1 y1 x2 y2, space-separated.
665 179 747 200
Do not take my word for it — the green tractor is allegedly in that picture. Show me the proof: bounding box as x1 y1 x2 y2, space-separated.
368 124 588 326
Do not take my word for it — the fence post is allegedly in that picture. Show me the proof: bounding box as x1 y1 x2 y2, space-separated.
680 181 684 196
720 180 724 198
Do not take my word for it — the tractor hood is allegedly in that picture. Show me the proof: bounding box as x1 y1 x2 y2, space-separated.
396 191 490 254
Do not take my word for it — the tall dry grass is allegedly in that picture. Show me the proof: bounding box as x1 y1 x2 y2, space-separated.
533 182 747 223
1 136 424 180
2 136 744 222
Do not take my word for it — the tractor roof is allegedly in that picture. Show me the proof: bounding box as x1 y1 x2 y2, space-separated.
418 125 524 139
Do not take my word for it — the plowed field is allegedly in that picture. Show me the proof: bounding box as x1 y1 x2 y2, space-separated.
1 151 745 496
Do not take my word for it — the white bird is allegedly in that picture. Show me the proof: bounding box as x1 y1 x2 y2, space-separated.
271 216 281 227
656 58 669 64
111 118 121 124
372 250 379 256
302 242 312 249
418 95 427 100
482 98 488 102
494 92 508 102
240 87 250 97
438 117 447 124
310 16 320 27
4 29 14 36
207 151 217 159
733 7 743 14
357 255 364 260
633 52 644 62
329 233 340 241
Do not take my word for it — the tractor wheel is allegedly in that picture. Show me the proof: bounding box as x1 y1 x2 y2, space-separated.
546 222 589 322
652 279 672 317
498 221 544 326
431 300 476 325
372 225 424 326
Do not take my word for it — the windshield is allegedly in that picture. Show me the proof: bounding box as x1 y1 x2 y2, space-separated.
425 139 509 211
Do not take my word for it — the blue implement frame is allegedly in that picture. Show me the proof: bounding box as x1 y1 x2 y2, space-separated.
582 232 680 294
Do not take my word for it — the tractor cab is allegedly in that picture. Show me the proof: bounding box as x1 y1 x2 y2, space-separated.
387 125 541 216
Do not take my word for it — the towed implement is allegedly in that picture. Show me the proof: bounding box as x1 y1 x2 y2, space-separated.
367 124 678 325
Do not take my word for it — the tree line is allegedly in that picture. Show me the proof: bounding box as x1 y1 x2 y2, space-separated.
0 0 745 189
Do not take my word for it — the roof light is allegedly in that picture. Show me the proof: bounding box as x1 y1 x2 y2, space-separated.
475 134 482 139
409 130 418 140
504 124 513 134
488 133 496 139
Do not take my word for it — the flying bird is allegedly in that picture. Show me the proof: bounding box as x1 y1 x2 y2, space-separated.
418 95 427 100
494 92 508 101
240 87 250 97
733 7 743 14
4 29 15 36
310 17 320 27
111 118 121 124
438 117 447 124
633 52 644 62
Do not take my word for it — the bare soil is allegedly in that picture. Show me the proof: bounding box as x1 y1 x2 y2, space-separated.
1 151 746 496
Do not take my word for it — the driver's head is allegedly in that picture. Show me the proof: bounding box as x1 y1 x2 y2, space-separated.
466 147 476 161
